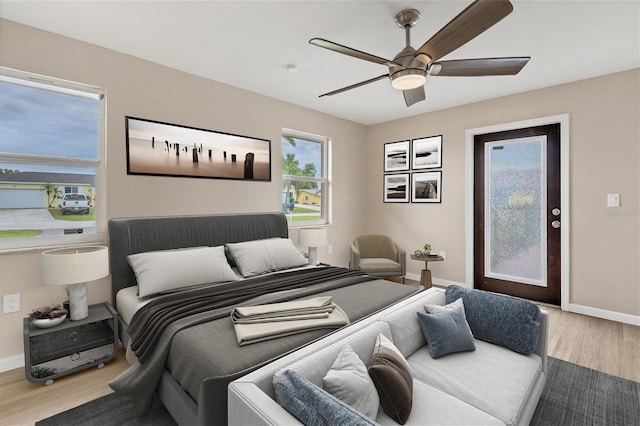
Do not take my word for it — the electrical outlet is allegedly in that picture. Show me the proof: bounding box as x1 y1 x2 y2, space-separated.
3 293 20 314
327 245 333 255
439 251 446 260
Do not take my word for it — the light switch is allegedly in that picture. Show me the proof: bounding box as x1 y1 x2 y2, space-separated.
607 193 620 207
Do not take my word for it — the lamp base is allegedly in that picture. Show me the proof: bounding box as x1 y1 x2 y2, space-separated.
69 282 88 320
308 246 318 266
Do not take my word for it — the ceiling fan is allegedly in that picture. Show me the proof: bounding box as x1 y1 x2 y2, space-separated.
309 0 530 107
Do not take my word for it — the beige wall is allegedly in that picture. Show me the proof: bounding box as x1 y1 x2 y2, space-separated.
365 69 640 318
1 18 638 365
0 19 368 361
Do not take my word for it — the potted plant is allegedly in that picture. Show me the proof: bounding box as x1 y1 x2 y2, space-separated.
422 243 432 254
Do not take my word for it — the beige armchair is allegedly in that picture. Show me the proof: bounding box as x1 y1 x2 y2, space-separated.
349 234 406 284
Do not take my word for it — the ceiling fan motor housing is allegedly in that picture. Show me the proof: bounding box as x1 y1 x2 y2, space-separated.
390 46 427 90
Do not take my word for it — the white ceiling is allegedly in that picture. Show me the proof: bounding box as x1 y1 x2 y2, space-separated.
1 1 638 125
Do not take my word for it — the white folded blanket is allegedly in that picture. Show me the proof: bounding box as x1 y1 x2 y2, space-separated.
231 296 350 346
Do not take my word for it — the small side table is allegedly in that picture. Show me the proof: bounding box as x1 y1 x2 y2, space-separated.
24 302 118 385
410 254 444 288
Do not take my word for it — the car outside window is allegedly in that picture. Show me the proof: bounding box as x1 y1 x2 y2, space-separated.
0 67 105 250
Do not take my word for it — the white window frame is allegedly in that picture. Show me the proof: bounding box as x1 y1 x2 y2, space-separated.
0 67 106 251
282 128 331 228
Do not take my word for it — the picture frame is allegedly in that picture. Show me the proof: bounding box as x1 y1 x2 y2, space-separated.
384 140 410 172
411 135 442 169
125 116 271 181
384 173 410 203
412 171 442 203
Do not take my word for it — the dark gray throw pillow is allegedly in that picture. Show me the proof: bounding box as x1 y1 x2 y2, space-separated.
445 285 541 354
367 333 413 425
416 309 476 358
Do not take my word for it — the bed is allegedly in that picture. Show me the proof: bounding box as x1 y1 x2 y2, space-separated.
107 212 421 425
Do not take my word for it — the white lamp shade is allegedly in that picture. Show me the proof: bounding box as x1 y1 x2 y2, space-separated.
298 228 328 248
42 246 109 285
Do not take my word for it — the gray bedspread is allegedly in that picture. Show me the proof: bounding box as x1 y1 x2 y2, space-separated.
110 267 420 425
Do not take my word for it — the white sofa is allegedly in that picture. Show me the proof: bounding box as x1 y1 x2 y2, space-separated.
228 287 548 426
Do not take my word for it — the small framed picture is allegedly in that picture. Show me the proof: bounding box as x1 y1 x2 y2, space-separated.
384 140 410 172
412 171 441 203
384 173 409 203
412 135 442 169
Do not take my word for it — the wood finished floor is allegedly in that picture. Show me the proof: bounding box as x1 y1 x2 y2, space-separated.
1 280 638 426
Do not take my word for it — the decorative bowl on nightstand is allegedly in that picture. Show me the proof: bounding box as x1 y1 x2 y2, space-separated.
32 314 66 329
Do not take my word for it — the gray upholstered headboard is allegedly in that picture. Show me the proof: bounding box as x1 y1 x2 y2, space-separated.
108 212 288 310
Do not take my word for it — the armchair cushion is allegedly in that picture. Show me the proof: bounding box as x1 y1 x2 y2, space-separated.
358 258 402 275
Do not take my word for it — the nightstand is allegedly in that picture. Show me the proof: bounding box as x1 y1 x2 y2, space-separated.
23 302 118 385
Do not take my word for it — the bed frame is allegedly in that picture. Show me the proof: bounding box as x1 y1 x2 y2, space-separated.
108 212 289 425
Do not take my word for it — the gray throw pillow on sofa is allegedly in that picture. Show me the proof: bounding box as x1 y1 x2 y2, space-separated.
445 285 541 354
367 333 413 425
323 345 380 420
274 369 379 426
417 309 476 359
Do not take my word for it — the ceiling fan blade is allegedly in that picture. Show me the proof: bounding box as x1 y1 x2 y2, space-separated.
310 38 400 67
319 74 389 97
430 57 530 76
414 0 513 64
403 86 426 107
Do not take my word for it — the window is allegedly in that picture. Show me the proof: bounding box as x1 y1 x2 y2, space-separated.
281 129 330 226
0 67 105 250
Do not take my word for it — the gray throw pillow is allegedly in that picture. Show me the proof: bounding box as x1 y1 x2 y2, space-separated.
323 345 379 419
274 369 379 426
445 285 541 354
424 297 465 316
416 308 476 359
367 333 413 425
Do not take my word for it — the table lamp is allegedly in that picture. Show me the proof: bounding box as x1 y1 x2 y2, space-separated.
42 246 109 321
298 227 328 266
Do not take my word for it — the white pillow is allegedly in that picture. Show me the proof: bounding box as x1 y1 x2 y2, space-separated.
425 297 466 317
225 238 308 277
128 246 238 298
323 345 380 419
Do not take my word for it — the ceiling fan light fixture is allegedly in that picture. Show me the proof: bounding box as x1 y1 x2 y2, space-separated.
391 69 426 90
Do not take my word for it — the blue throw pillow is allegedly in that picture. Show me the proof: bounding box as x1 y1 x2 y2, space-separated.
445 285 541 353
416 309 476 359
274 369 379 426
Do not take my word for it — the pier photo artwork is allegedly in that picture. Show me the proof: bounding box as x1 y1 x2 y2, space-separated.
126 116 271 181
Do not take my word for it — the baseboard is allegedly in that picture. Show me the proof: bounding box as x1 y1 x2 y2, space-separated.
568 303 640 326
0 353 24 373
432 278 470 288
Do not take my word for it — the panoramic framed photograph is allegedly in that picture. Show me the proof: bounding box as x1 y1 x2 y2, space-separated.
384 140 410 172
412 135 442 169
412 171 441 203
383 173 410 203
125 116 271 181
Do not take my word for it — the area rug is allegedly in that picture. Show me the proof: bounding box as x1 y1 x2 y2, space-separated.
36 357 639 426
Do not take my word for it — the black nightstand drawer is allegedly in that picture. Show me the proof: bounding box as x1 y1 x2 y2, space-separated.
30 320 114 364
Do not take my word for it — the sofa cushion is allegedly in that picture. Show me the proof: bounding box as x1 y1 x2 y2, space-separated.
376 379 503 426
384 290 445 358
407 339 544 426
367 333 413 424
323 344 380 420
445 286 541 353
417 309 475 358
274 369 378 426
